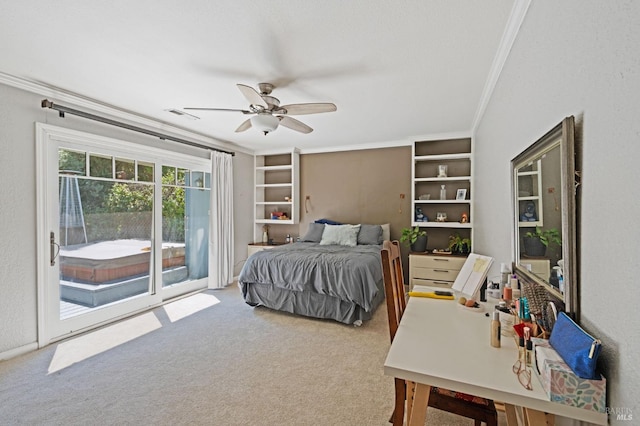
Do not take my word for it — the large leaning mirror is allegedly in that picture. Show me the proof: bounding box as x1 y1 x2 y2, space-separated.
511 116 579 321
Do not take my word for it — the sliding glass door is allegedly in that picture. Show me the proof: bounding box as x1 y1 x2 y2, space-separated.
37 124 211 345
160 165 211 299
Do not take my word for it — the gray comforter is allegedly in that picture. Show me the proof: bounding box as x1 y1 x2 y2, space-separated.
238 242 382 312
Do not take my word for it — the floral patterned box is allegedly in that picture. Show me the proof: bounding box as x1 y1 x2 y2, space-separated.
531 337 606 413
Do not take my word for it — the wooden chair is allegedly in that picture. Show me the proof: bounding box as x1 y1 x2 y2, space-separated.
381 240 498 426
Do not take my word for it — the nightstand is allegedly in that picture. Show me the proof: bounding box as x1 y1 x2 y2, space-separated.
409 253 467 290
247 242 283 257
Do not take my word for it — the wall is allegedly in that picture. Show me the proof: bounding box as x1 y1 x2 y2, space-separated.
474 1 639 421
298 147 411 239
0 82 254 356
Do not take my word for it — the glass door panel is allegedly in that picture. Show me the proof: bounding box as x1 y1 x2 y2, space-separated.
39 127 211 345
58 173 154 320
161 167 210 293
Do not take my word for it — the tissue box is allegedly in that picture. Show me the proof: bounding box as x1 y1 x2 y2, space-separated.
532 338 606 413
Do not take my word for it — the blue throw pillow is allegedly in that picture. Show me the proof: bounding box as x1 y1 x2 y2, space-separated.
314 218 342 225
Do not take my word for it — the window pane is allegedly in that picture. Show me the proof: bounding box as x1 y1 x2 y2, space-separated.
177 168 188 186
162 181 210 287
115 158 135 180
162 165 176 185
59 149 86 175
191 171 204 189
59 178 153 314
89 154 113 178
137 162 154 182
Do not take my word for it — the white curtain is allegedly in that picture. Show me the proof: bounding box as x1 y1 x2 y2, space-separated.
208 151 234 288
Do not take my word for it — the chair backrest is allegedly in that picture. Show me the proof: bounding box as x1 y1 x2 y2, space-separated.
381 240 406 343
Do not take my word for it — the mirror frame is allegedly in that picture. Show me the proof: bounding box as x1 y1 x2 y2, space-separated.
511 116 578 321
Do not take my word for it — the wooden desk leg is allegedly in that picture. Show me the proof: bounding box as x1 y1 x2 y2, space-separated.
406 381 415 425
524 408 554 425
408 383 431 426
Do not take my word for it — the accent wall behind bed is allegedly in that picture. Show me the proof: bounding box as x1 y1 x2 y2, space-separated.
297 146 412 272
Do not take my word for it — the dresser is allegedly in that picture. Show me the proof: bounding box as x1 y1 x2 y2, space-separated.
519 257 550 281
408 253 467 290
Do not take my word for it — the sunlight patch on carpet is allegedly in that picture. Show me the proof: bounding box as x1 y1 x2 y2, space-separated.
48 312 161 374
163 293 220 323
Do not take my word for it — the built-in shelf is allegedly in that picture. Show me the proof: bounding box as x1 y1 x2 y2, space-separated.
254 149 300 243
411 137 473 250
415 176 472 182
516 158 543 228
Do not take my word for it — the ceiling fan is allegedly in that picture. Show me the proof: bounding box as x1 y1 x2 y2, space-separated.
184 83 337 135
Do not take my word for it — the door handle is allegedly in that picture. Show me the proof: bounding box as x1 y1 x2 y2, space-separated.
50 231 60 266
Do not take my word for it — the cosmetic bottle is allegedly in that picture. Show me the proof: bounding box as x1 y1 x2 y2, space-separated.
525 340 533 367
490 310 501 348
518 336 525 362
503 283 512 302
500 263 510 291
510 274 519 290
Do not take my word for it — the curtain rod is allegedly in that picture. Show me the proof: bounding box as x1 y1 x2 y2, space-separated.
41 99 235 156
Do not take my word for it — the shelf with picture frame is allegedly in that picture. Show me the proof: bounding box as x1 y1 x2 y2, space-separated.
254 148 300 242
411 136 473 250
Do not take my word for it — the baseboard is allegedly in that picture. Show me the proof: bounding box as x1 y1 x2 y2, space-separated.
0 342 38 361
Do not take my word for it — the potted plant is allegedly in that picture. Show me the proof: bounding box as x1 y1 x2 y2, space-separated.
523 227 562 257
448 233 471 255
400 226 428 252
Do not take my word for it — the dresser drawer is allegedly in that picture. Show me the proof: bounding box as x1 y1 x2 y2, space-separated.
410 278 453 288
409 254 467 291
411 266 459 282
410 254 466 270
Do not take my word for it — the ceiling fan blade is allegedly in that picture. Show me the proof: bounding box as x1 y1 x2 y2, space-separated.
235 119 252 133
237 84 268 109
183 107 252 114
280 103 337 115
278 116 313 134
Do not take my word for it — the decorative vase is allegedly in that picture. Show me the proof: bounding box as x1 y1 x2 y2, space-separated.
410 235 428 253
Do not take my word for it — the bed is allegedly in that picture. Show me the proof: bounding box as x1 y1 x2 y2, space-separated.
238 223 388 325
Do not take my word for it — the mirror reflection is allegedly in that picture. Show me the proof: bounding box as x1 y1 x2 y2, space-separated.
511 116 578 319
515 141 564 291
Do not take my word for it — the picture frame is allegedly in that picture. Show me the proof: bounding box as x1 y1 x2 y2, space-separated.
456 189 467 200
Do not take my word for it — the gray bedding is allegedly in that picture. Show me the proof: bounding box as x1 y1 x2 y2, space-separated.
238 242 384 324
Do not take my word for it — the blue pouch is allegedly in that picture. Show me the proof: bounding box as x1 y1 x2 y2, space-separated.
549 312 602 379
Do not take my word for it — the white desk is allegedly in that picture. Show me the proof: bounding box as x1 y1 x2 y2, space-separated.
383 286 607 425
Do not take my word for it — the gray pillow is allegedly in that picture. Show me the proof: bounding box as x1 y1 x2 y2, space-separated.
357 224 383 245
320 224 361 247
302 223 325 242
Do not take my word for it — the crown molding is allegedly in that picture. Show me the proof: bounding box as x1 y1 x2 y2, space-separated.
471 0 531 136
299 138 411 155
0 71 253 156
408 130 473 142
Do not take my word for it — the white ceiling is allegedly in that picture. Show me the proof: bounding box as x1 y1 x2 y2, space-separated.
1 1 516 153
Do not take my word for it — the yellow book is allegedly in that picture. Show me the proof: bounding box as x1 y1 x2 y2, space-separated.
408 291 454 300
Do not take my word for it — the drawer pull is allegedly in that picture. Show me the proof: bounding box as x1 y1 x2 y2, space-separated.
434 269 449 273
434 258 450 262
433 281 450 285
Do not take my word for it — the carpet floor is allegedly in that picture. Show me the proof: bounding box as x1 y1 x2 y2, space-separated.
0 284 506 425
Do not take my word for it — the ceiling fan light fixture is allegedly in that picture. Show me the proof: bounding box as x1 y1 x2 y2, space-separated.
251 113 279 135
